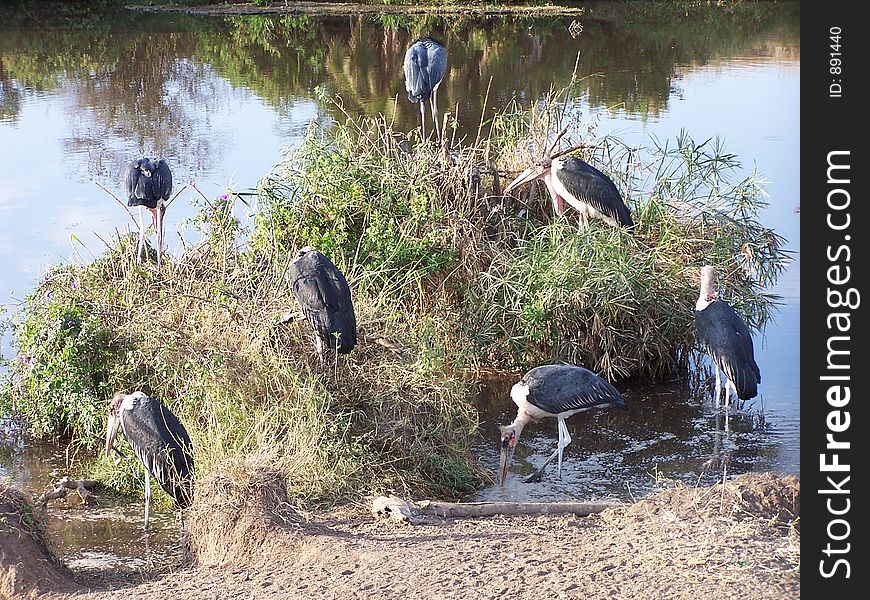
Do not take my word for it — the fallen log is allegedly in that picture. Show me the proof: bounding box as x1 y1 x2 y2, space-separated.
36 477 99 508
416 500 623 518
370 495 623 524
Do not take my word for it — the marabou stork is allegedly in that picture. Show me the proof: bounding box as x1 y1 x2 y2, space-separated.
289 247 357 356
694 265 761 412
403 36 447 141
105 391 194 529
125 158 172 270
498 364 628 485
503 156 633 229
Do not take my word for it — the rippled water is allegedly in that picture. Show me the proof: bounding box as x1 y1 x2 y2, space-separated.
0 433 181 572
0 1 799 572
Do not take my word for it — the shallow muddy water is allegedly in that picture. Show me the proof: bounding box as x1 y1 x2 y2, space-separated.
1 1 799 574
0 432 182 572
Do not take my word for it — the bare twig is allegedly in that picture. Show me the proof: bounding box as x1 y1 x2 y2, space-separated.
37 477 98 508
163 182 190 209
94 181 138 227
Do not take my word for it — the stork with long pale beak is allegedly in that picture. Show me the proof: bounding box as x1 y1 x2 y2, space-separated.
503 156 633 229
499 364 628 485
105 391 194 529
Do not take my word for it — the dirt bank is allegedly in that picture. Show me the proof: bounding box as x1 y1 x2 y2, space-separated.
5 472 799 599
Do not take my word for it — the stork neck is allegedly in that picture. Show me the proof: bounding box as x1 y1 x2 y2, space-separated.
509 411 533 433
696 278 718 310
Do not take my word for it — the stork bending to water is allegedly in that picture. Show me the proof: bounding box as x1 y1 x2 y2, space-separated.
498 364 628 485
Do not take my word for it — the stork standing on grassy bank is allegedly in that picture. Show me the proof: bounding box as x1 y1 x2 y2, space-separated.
404 36 447 141
503 156 633 229
498 364 628 485
694 265 761 415
125 158 172 269
105 391 194 529
289 247 357 357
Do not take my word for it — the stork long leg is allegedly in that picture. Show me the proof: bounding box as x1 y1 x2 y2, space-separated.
524 417 572 483
137 206 146 263
713 365 722 407
144 469 151 530
155 203 165 270
430 85 441 142
556 417 572 478
419 101 427 140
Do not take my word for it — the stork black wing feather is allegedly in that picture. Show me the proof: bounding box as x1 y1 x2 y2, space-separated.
404 37 447 103
125 159 153 208
290 251 357 353
523 364 627 414
556 157 633 226
695 300 761 399
150 159 173 201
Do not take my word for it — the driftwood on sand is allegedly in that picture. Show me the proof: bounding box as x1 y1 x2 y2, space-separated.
36 477 99 508
371 495 622 525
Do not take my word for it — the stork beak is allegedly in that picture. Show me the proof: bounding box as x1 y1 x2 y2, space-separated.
498 437 516 486
503 165 544 195
105 413 120 457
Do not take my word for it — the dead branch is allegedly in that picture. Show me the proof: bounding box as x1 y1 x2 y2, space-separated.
37 477 99 508
417 499 623 518
95 181 139 227
371 495 622 525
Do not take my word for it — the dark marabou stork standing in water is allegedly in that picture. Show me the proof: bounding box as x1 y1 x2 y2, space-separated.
499 364 628 485
105 391 194 529
503 156 633 229
403 36 447 141
289 247 357 357
694 266 761 416
125 158 172 270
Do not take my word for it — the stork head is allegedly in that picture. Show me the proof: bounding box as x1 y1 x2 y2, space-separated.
134 158 152 178
104 392 126 457
293 246 316 263
497 422 524 485
503 158 553 195
105 391 146 457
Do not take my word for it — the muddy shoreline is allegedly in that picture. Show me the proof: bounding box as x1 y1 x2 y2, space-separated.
3 473 799 599
126 2 588 17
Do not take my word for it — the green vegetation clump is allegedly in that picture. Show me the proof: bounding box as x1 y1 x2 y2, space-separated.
0 95 788 507
256 97 788 380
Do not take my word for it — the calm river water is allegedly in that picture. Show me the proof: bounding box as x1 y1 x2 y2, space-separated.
1 1 799 570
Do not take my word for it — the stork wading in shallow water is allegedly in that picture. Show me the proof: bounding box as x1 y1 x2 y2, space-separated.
503 156 633 229
694 265 761 417
403 36 447 141
498 364 628 485
105 391 194 529
125 158 173 270
289 247 357 358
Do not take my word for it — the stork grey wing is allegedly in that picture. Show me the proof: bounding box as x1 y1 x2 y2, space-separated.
120 394 194 508
555 157 633 227
125 159 150 207
523 364 627 414
150 159 173 201
404 36 446 102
